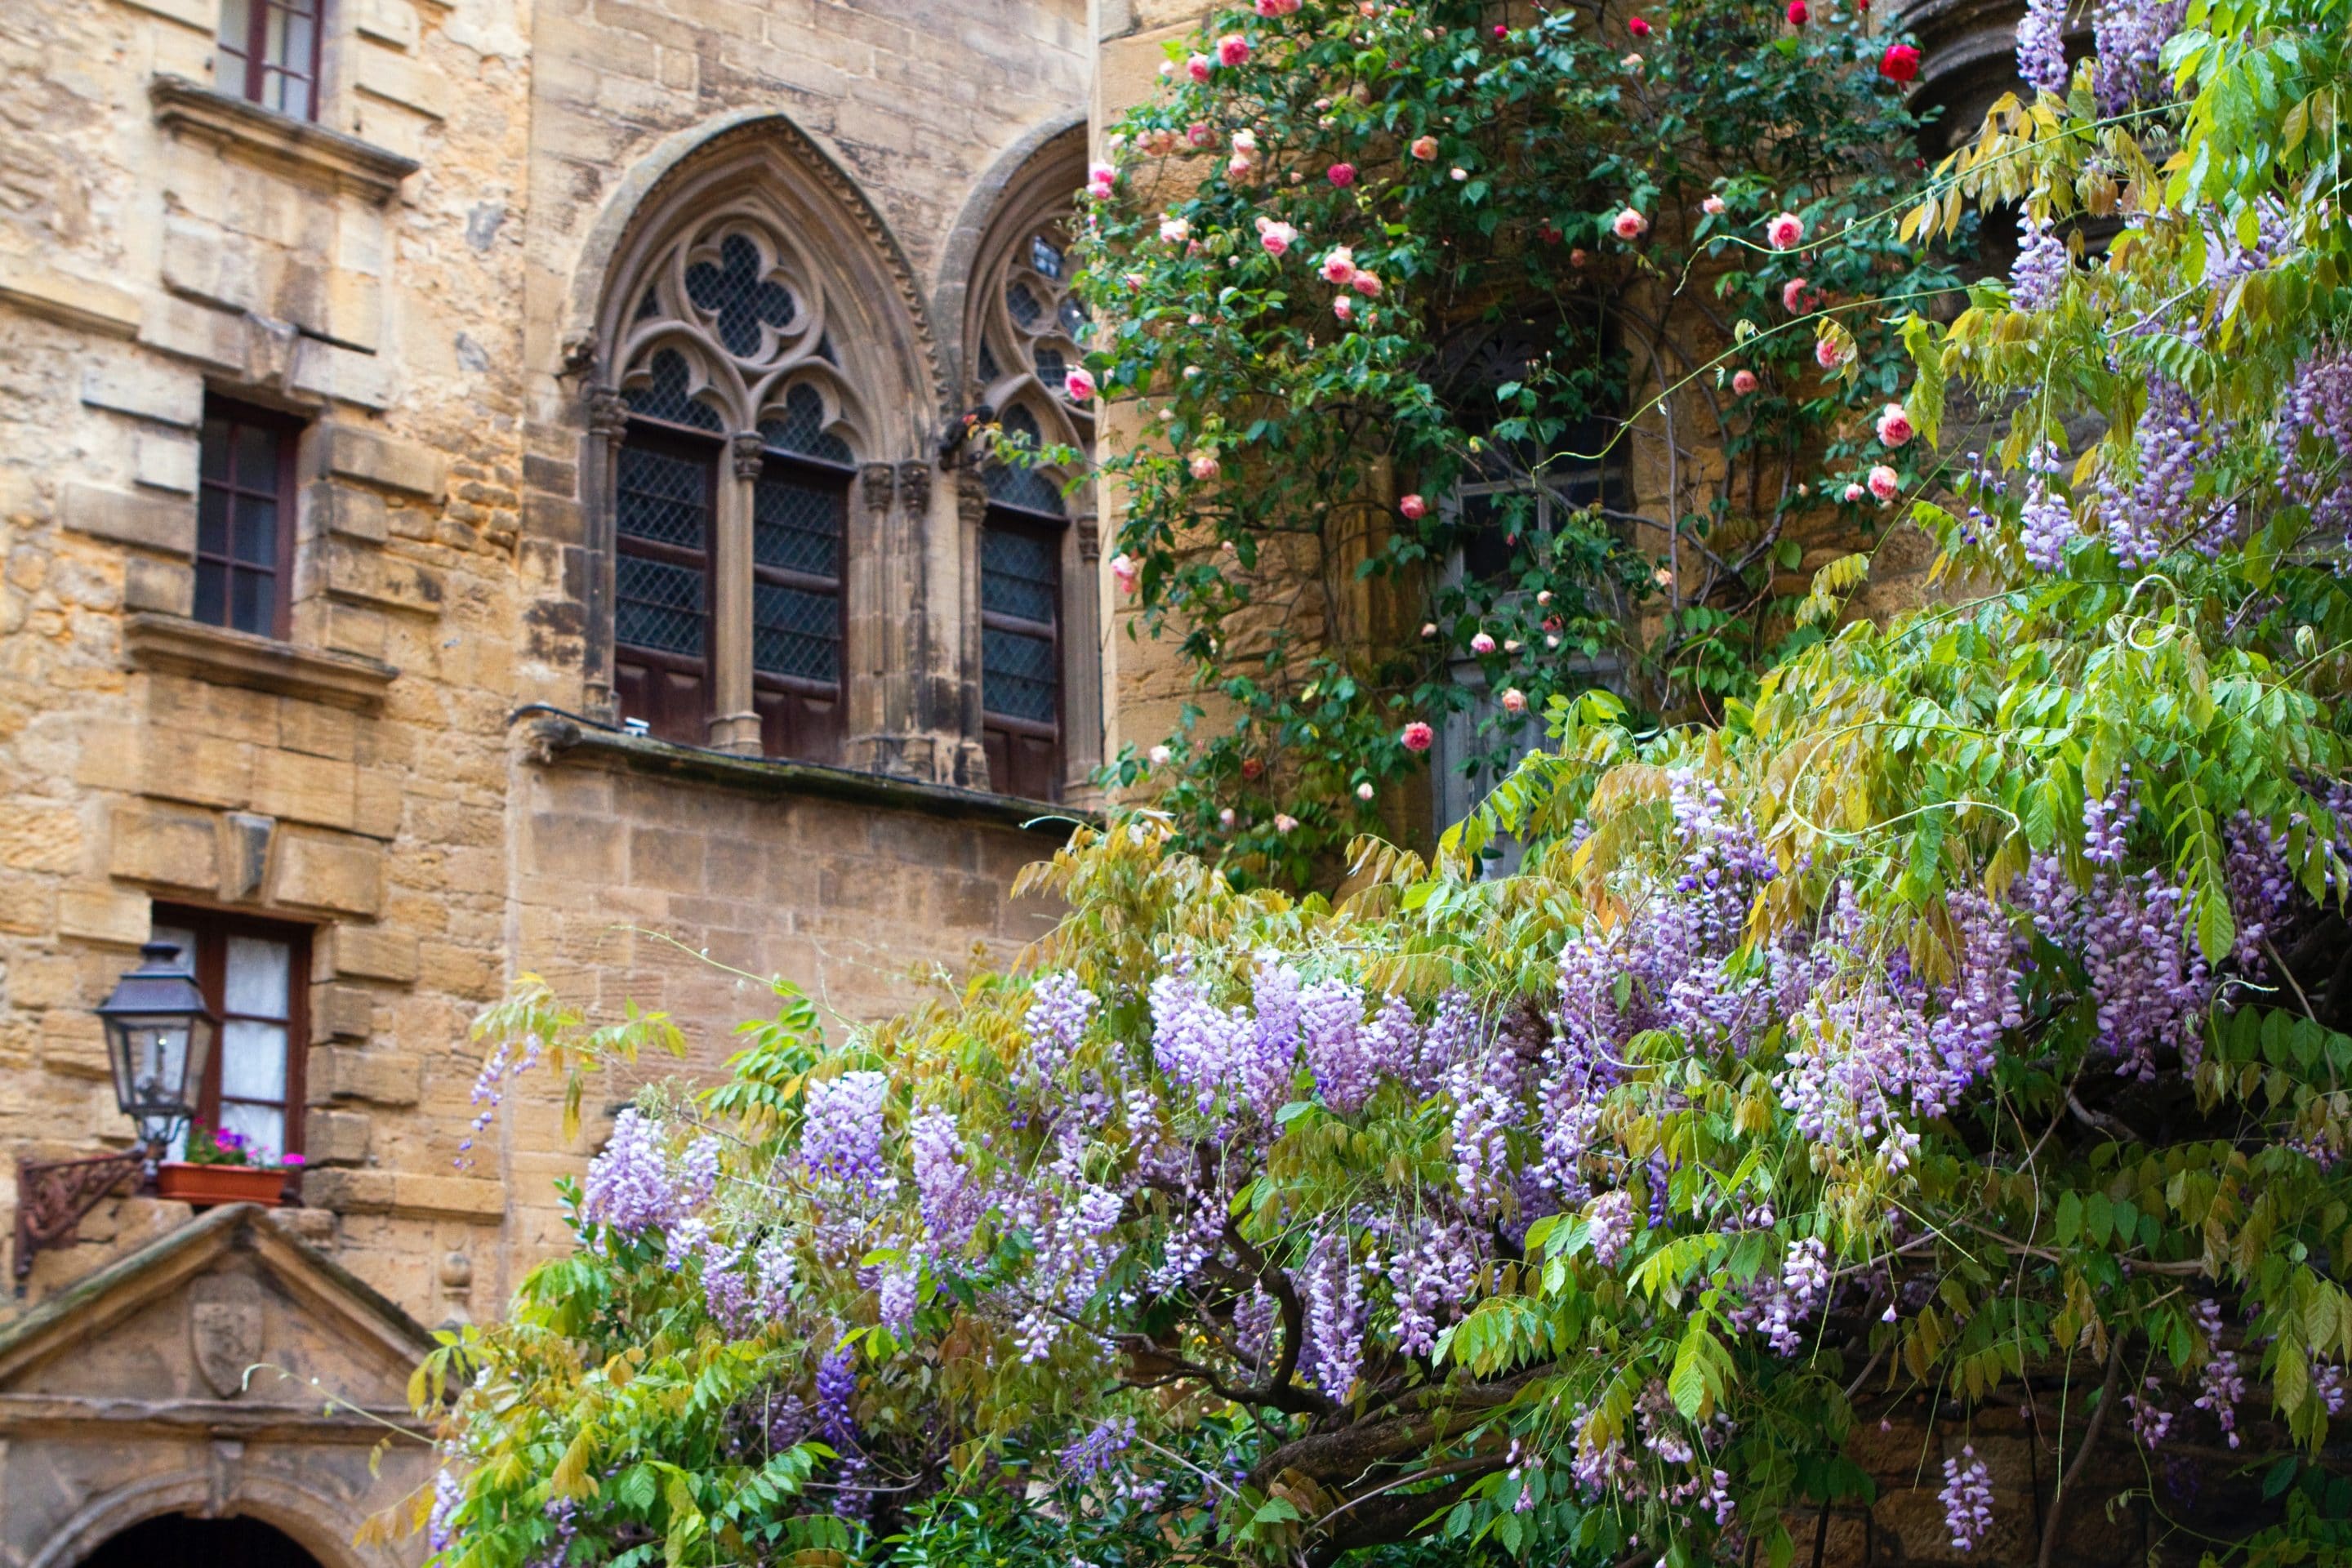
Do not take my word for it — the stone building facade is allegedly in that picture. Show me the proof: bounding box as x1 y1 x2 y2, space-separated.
0 0 1105 1558
0 0 2045 1562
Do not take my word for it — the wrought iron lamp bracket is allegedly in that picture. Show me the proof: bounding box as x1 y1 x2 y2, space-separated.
12 1147 152 1290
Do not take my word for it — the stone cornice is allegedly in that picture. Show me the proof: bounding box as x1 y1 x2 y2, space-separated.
149 76 420 205
0 1392 425 1442
123 612 399 711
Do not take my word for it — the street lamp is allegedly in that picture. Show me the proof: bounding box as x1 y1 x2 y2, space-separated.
13 941 213 1289
96 939 215 1150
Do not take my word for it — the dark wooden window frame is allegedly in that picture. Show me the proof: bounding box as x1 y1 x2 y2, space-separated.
217 0 327 122
751 448 851 764
196 395 302 641
614 417 719 746
151 904 310 1165
979 504 1065 800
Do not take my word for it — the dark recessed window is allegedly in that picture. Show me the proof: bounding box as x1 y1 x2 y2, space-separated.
749 415 848 764
216 0 324 122
148 908 310 1168
980 513 1062 801
196 398 300 639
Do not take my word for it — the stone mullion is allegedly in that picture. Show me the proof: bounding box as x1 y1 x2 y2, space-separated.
706 432 765 755
582 386 629 724
1059 507 1104 805
844 463 901 775
953 467 992 792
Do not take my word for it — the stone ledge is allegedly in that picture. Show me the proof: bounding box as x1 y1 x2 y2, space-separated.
149 75 420 205
124 612 399 712
515 710 1091 834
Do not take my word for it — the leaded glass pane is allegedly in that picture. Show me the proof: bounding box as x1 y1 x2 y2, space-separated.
754 582 840 683
984 461 1065 515
1029 235 1064 279
982 528 1058 624
624 349 723 431
1033 347 1067 391
1006 281 1042 329
617 443 708 547
976 338 1001 383
754 474 842 577
616 556 706 657
1058 295 1088 337
684 233 797 359
760 385 853 466
983 626 1057 723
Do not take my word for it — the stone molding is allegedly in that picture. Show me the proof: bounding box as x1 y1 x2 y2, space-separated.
148 75 421 205
122 612 399 711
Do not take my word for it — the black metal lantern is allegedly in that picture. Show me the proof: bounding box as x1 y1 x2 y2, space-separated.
96 940 214 1149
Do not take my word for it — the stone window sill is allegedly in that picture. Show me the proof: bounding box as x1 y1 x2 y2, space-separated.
149 75 420 205
515 712 1088 831
124 612 399 712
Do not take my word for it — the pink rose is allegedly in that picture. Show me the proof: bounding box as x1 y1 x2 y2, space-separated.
1254 0 1297 14
1881 42 1921 82
1187 122 1214 147
1782 277 1818 313
1111 551 1140 593
1470 630 1496 654
1867 464 1900 501
1333 296 1355 322
1149 743 1173 764
1188 450 1221 479
1318 246 1357 284
1401 721 1435 753
1410 135 1439 161
1327 162 1357 186
1875 402 1914 448
1259 220 1298 256
1570 247 1588 268
1844 483 1865 502
1350 270 1383 297
1187 53 1213 82
1420 621 1437 638
1217 33 1250 67
1612 207 1649 240
1356 781 1376 800
1765 212 1805 250
1815 335 1851 369
1062 367 1096 401
1141 128 1178 156
1158 216 1190 243
1274 813 1298 833
1218 807 1236 827
1227 157 1255 181
1702 194 1726 216
1398 493 1428 519
1732 368 1758 395
1500 688 1527 714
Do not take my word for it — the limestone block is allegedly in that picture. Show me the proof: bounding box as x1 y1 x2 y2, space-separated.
311 480 390 543
353 768 402 839
122 555 194 615
0 256 142 339
60 482 194 556
352 42 452 120
314 602 390 659
321 270 383 352
271 830 385 915
56 886 151 946
114 0 216 29
252 746 358 829
276 700 357 760
133 431 198 495
81 361 203 428
352 0 420 49
390 1174 506 1219
133 728 256 810
332 924 418 983
160 212 261 317
304 1107 374 1165
105 802 218 889
319 424 446 499
312 982 375 1041
311 1044 421 1104
318 537 446 615
301 1167 396 1212
138 294 249 374
290 340 394 410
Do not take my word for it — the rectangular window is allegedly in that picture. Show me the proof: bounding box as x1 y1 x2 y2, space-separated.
217 0 324 122
980 514 1062 801
148 909 310 1168
612 426 715 746
751 454 846 764
196 398 299 639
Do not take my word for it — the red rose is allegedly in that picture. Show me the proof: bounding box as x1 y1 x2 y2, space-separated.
1786 0 1807 22
1627 15 1650 35
1880 42 1920 81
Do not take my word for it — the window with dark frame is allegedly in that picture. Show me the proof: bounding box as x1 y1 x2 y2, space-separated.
196 397 301 639
612 350 722 747
750 446 849 765
216 0 324 122
979 511 1062 802
146 908 310 1169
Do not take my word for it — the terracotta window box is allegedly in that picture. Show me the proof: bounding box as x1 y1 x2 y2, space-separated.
155 1162 296 1209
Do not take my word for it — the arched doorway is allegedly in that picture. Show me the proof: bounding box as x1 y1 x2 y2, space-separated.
78 1513 323 1568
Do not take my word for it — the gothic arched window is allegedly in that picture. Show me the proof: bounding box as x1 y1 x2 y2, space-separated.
605 206 865 760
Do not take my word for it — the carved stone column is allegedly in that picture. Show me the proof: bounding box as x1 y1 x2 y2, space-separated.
951 466 993 792
1060 508 1107 804
581 385 630 724
706 432 766 755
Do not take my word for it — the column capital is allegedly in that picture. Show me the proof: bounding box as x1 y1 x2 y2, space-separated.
730 431 766 480
585 385 628 439
860 462 897 515
896 459 933 515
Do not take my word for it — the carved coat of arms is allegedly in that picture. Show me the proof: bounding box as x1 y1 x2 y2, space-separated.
189 1273 265 1400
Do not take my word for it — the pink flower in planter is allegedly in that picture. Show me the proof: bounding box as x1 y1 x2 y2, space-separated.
1062 367 1096 401
1875 402 1915 448
1765 212 1805 250
1867 464 1900 502
1500 688 1527 714
1612 208 1649 240
1217 33 1251 67
1319 246 1357 284
1410 135 1439 161
1470 631 1497 654
1732 368 1759 395
282 1152 306 1168
1327 162 1357 186
1398 493 1427 519
1401 721 1435 752
1187 53 1213 82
